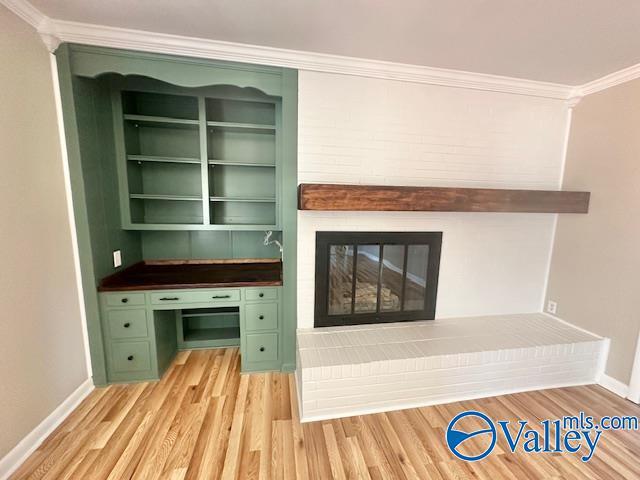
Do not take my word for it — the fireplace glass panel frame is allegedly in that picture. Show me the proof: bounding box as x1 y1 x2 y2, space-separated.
315 232 442 327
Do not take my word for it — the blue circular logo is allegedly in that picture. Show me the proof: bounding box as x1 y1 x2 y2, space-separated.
446 410 497 461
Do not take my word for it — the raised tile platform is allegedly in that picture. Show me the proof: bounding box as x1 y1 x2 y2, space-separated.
296 313 608 422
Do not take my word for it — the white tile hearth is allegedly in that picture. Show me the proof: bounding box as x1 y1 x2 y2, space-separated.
296 313 607 422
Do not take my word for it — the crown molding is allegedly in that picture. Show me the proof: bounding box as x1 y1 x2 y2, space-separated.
0 0 46 29
576 62 640 97
11 0 640 101
31 18 574 100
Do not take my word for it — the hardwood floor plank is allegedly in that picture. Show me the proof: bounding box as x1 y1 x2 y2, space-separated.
10 348 640 480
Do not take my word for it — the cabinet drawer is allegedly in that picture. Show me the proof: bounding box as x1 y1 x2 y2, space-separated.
245 287 279 302
111 341 151 373
107 309 148 339
245 333 279 363
245 303 278 332
104 292 146 307
150 289 240 306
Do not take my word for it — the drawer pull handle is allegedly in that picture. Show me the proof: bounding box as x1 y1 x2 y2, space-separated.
259 346 265 352
212 295 231 299
259 315 264 320
127 355 134 361
121 298 129 304
159 297 179 301
259 293 264 298
124 322 131 328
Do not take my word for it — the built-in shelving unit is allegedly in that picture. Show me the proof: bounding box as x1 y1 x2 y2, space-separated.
115 87 280 229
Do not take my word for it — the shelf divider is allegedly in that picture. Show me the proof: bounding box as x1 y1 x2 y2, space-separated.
198 96 211 225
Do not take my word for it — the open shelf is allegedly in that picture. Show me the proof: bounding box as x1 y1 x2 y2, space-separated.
209 196 276 203
122 91 203 228
124 114 199 128
178 306 240 349
210 201 276 226
128 155 201 165
122 91 199 120
130 194 202 201
208 160 275 168
206 121 275 132
117 87 280 229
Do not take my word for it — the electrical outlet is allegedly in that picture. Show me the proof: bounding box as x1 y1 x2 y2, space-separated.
113 250 122 268
547 300 557 315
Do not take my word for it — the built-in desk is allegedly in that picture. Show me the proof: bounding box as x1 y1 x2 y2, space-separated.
98 260 283 383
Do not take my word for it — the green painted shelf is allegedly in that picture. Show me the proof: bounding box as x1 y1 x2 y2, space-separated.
209 196 276 203
128 155 201 165
208 160 276 168
130 194 202 201
206 121 275 132
124 114 199 128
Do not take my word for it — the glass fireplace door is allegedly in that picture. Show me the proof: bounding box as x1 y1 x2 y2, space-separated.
315 232 442 327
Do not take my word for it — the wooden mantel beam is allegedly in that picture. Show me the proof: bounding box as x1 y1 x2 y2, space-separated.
298 183 590 214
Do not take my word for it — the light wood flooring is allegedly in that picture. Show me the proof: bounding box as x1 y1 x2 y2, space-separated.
11 348 640 479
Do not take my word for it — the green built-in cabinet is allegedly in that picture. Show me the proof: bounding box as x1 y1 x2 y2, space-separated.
56 44 298 385
113 81 281 230
100 286 282 382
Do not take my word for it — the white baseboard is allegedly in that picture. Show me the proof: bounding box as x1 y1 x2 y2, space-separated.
0 378 94 480
598 374 630 399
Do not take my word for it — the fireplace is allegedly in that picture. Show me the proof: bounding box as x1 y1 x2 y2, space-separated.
314 232 442 327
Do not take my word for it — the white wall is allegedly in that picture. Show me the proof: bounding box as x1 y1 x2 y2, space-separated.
297 71 569 328
0 5 89 460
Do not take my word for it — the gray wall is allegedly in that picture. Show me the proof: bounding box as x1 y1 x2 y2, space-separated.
0 6 89 459
546 78 640 384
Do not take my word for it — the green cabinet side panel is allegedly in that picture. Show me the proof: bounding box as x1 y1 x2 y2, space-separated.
280 69 298 371
154 310 179 376
55 45 108 385
71 76 143 280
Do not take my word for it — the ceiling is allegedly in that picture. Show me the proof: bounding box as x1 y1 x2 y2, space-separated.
29 0 640 85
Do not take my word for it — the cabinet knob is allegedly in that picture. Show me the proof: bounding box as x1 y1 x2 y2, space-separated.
121 298 129 303
124 322 131 328
127 355 134 361
259 315 264 320
259 293 264 298
259 346 265 352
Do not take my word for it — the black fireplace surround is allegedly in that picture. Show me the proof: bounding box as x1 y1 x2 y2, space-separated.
314 232 442 327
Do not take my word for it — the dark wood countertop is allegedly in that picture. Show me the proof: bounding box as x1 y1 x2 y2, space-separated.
98 259 282 292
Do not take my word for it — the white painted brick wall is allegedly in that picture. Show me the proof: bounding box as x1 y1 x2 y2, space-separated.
297 71 570 327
